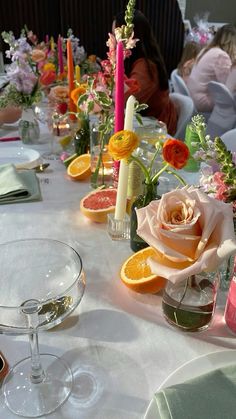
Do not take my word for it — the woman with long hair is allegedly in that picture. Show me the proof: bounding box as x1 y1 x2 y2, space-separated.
114 10 177 136
186 24 236 112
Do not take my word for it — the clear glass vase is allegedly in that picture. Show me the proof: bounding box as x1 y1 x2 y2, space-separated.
18 107 40 144
90 123 113 189
162 270 220 332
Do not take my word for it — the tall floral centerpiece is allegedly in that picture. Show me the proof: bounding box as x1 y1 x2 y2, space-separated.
73 0 145 188
0 30 43 143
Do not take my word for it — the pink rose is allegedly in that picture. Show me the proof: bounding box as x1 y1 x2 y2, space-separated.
136 186 236 283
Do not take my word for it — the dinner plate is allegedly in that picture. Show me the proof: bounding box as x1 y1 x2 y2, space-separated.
0 146 40 169
144 349 236 419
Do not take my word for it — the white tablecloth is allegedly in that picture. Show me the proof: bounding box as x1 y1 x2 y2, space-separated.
0 122 235 419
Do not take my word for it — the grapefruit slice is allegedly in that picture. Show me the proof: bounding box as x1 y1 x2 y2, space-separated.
67 154 91 180
80 188 117 223
120 247 166 294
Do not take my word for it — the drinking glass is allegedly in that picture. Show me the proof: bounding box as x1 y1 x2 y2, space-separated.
0 238 86 417
135 120 167 157
36 103 71 160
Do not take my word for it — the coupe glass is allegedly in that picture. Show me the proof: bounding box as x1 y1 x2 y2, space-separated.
0 238 86 417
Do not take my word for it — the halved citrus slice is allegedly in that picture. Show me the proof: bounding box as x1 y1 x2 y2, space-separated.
67 154 91 180
120 247 166 294
80 188 117 223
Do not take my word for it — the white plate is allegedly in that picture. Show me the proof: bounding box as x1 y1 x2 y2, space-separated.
0 146 40 169
144 349 236 419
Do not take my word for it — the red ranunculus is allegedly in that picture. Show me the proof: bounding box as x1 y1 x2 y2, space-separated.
162 139 190 169
40 70 57 86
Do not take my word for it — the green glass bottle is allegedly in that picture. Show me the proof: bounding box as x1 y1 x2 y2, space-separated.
130 181 160 252
184 124 201 172
74 115 90 156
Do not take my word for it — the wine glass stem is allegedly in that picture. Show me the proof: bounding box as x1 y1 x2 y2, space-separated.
29 331 45 384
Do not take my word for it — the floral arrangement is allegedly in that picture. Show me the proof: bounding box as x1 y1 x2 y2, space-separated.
136 185 236 283
108 130 189 188
0 30 42 109
67 28 100 76
188 114 236 215
73 0 145 135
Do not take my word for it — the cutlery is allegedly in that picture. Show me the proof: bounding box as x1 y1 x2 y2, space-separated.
18 163 50 173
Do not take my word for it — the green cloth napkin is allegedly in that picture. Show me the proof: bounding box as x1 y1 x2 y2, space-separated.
154 364 236 419
0 163 42 204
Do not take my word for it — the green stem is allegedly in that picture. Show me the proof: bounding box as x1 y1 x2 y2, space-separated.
165 169 187 186
151 163 170 184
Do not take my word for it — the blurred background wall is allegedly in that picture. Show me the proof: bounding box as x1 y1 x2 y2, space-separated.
0 0 184 76
185 0 235 25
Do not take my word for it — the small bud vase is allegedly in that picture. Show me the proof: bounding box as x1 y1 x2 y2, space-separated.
90 123 113 189
162 270 220 332
18 107 40 144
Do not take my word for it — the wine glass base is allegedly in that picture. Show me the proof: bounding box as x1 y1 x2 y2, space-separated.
3 354 73 418
42 151 60 161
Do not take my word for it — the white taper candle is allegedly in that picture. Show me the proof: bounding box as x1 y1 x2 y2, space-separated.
114 95 136 220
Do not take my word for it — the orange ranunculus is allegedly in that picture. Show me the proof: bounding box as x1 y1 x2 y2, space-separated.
108 130 139 161
162 139 189 169
40 70 57 86
31 49 46 62
70 85 87 106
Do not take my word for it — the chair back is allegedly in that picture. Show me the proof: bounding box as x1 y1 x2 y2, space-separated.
170 69 191 97
221 128 236 152
207 81 236 138
170 93 195 139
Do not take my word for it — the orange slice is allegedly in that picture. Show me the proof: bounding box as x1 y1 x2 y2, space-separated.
67 154 91 180
120 247 166 294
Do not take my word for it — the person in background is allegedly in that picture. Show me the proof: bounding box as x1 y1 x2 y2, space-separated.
114 9 177 136
226 61 236 94
186 24 236 113
0 106 22 126
177 41 202 83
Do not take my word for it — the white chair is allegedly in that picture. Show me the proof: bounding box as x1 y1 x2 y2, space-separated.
170 69 191 97
170 92 195 139
206 81 236 138
221 128 236 152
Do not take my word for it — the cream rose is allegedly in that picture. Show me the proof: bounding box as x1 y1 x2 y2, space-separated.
136 186 236 284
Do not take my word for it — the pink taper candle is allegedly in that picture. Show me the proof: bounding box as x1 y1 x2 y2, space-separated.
115 41 124 132
113 41 125 186
57 35 64 75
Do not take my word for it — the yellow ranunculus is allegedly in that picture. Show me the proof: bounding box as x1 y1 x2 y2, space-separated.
108 130 139 161
43 63 56 72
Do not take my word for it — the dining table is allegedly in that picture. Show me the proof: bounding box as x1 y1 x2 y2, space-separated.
0 118 236 419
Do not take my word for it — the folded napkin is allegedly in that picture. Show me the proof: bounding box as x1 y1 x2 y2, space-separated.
154 364 236 419
0 163 42 204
